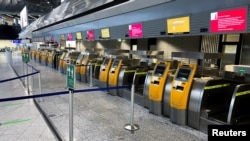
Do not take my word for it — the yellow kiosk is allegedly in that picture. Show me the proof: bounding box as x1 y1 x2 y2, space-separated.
148 61 172 115
47 50 55 68
41 49 49 65
170 64 197 125
75 53 85 80
59 52 67 73
79 53 98 82
98 56 113 88
108 58 124 96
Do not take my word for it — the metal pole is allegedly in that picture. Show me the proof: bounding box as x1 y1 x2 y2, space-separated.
69 90 73 141
124 84 139 132
38 72 42 102
89 64 93 87
26 63 29 95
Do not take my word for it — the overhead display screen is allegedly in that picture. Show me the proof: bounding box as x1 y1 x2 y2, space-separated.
210 7 247 33
87 30 95 41
167 16 190 34
129 23 143 38
101 28 110 38
76 32 82 40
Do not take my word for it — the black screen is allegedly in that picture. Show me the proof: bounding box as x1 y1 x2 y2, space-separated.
176 68 191 81
154 65 166 76
102 58 110 65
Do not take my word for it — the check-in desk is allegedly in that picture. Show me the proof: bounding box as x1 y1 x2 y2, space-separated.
188 65 250 134
31 50 36 61
98 56 114 88
108 57 129 96
35 49 42 63
121 58 156 106
170 64 197 125
148 60 178 115
41 50 49 66
53 50 64 70
80 53 98 82
117 59 140 97
47 50 55 68
75 53 85 81
59 52 67 73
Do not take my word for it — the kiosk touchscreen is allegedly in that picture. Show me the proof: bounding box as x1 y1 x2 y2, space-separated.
170 64 197 125
148 61 171 115
99 57 113 87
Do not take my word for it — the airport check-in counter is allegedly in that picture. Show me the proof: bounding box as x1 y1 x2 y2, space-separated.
188 65 250 134
53 50 64 70
86 60 98 83
80 53 98 82
117 59 140 97
75 53 85 81
98 57 114 88
41 50 49 65
91 59 103 86
47 50 55 68
121 58 156 106
35 49 42 63
108 57 129 96
62 51 80 74
58 52 67 73
170 64 197 125
148 60 178 115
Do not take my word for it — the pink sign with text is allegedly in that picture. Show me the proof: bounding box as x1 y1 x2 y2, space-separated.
129 23 143 38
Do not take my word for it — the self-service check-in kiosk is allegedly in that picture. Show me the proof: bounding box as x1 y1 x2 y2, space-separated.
63 51 80 73
170 64 197 125
148 60 178 115
47 50 55 68
91 59 103 86
108 57 127 96
98 56 114 88
41 49 49 66
35 49 43 63
75 53 85 80
59 52 67 73
80 53 98 82
188 65 250 134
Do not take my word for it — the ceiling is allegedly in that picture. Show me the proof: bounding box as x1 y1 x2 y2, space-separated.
0 0 61 21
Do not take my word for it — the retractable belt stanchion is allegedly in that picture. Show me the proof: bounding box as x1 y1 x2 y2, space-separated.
26 63 29 95
124 84 139 132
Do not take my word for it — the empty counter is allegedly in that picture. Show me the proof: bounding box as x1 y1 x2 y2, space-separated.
122 58 156 106
98 57 113 88
75 53 85 80
170 64 197 125
188 65 250 134
117 59 140 98
148 61 177 115
79 53 98 82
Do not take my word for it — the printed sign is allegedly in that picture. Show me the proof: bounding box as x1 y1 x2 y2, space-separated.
167 16 190 34
101 28 110 38
87 30 95 41
210 7 247 33
129 23 143 38
67 64 75 90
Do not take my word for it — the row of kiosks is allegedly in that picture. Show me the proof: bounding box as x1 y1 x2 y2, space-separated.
188 65 250 134
98 56 114 88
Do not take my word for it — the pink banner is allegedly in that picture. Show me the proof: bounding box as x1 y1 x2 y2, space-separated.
67 33 73 41
87 30 95 41
210 7 247 33
129 23 143 38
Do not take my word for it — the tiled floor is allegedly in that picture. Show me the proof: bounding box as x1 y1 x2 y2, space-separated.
0 52 56 141
1 51 208 141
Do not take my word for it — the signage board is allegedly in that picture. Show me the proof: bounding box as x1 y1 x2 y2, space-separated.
210 7 247 33
167 16 190 34
129 23 143 38
67 64 75 90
